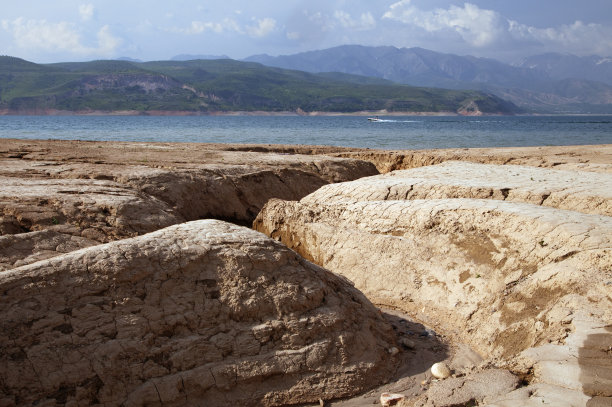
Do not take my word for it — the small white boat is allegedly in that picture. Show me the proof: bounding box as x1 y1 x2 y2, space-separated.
368 116 381 122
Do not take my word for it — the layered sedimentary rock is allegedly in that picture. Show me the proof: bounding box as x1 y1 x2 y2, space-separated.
254 161 612 405
336 144 612 174
0 220 398 406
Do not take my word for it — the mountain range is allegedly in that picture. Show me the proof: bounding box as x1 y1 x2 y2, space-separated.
0 56 517 115
245 45 612 114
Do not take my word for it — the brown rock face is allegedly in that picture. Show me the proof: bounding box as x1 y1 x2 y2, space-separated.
0 230 99 270
0 220 397 406
335 144 612 174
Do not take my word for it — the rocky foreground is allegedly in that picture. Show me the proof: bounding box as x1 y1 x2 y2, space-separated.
1 139 611 406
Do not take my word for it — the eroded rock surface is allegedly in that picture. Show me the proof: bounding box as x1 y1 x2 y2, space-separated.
0 230 98 270
486 316 611 406
0 175 183 242
408 368 519 407
0 139 377 268
303 161 612 216
255 162 612 406
336 144 612 174
256 197 612 359
0 220 398 406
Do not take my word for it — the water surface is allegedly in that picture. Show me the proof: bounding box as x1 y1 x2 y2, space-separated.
1 115 610 149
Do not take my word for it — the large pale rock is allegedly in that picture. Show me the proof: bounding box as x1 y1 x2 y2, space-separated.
254 162 612 405
303 161 612 216
256 197 612 360
337 144 612 174
0 220 397 406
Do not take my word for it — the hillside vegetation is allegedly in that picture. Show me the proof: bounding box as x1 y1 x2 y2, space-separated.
0 56 518 114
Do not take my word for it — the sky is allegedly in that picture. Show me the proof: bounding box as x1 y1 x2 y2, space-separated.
1 0 612 64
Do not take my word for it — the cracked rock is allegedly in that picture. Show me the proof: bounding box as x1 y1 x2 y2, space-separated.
0 220 398 406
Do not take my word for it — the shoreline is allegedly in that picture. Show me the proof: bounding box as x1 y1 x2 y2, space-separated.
2 108 611 117
0 108 583 117
0 109 479 117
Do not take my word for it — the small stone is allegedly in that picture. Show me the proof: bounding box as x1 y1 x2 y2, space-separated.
388 346 399 355
431 362 452 379
400 338 416 349
380 392 405 407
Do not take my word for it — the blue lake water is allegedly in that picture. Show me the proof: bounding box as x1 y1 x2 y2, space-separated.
1 115 611 149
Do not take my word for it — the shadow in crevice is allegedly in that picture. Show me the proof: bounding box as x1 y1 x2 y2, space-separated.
581 325 612 406
326 310 450 406
383 310 450 382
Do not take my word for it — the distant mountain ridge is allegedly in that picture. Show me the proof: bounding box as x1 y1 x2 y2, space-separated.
0 56 518 115
516 53 612 85
245 45 612 113
171 54 230 61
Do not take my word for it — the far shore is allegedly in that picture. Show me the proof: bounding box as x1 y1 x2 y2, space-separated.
2 108 612 117
0 108 560 117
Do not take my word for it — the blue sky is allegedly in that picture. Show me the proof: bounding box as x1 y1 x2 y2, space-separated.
2 0 611 63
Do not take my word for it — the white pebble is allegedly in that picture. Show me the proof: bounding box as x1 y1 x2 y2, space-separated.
431 362 451 379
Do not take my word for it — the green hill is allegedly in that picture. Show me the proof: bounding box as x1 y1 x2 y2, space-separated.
0 56 519 114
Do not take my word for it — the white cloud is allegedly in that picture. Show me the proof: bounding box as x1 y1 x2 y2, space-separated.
286 31 301 40
3 18 82 51
96 25 121 55
183 18 242 35
78 4 94 22
334 11 376 31
383 1 505 47
246 18 276 38
305 11 333 32
512 20 608 46
178 17 276 38
382 1 612 55
1 17 120 57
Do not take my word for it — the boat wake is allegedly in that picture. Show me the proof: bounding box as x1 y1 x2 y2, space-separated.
368 119 420 123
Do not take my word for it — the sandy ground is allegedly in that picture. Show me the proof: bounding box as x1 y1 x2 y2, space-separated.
2 138 611 173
